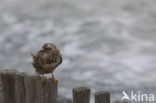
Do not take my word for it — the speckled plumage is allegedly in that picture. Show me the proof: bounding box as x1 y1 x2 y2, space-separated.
32 43 62 74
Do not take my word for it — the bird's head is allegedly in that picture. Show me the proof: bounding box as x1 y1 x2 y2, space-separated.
42 43 56 51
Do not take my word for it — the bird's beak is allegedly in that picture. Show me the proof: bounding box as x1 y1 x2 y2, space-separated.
31 53 35 57
41 48 44 51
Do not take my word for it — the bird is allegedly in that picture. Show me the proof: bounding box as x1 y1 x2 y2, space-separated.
31 43 62 83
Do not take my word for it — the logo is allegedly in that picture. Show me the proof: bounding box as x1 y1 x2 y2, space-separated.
121 91 155 102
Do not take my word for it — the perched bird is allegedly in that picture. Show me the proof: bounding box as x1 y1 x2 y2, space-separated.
31 43 62 83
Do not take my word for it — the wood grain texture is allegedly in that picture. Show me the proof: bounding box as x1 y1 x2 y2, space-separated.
72 87 90 103
95 91 110 103
25 74 40 103
40 79 58 103
15 72 27 103
1 70 58 103
1 69 17 103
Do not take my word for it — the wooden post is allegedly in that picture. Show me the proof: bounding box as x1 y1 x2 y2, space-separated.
95 91 110 103
1 69 17 103
15 72 27 103
72 87 90 103
1 70 58 103
113 101 128 103
40 79 58 103
25 75 41 103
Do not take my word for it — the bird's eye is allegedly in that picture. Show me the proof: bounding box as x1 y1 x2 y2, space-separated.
45 48 51 50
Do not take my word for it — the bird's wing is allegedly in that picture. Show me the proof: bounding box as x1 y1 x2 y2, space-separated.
47 54 62 68
32 61 42 70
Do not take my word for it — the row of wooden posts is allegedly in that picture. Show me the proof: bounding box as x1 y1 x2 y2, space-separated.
1 70 111 103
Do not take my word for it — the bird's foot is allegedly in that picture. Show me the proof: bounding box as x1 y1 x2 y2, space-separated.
51 77 58 83
40 76 47 83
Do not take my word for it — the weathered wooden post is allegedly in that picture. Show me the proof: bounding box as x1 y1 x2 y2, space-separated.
26 75 41 103
95 91 110 103
72 87 91 103
40 79 58 103
1 69 17 103
113 101 128 103
1 70 58 103
15 72 27 103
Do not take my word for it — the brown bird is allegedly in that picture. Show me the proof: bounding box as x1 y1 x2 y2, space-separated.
31 43 62 83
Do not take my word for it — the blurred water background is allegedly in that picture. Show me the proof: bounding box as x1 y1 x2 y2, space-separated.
0 0 156 102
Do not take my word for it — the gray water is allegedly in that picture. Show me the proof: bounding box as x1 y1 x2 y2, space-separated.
0 0 156 102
